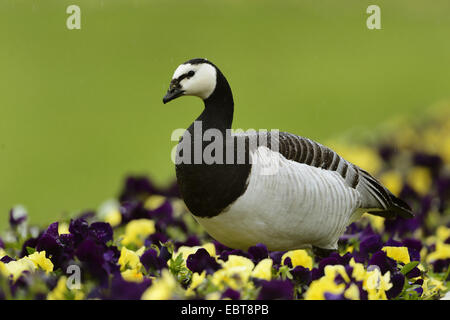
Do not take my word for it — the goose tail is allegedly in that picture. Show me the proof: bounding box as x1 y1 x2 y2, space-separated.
358 168 414 219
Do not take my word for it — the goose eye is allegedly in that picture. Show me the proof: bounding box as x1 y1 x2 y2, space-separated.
187 71 195 78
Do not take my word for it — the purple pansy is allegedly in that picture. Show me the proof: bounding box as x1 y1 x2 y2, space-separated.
20 237 40 258
269 251 286 270
212 241 230 257
386 272 405 299
175 235 201 250
248 243 269 263
432 258 450 273
75 238 119 285
145 232 169 248
324 292 348 300
402 238 422 261
69 218 89 245
405 266 422 279
290 266 311 285
256 279 294 300
35 222 74 269
384 238 420 262
119 201 151 224
368 250 397 274
1 255 15 263
378 144 396 163
221 288 241 300
93 275 152 300
159 245 172 263
140 248 167 273
88 222 113 244
119 176 156 202
359 234 383 258
413 152 442 175
2 109 449 302
219 248 251 262
186 248 221 275
312 252 352 280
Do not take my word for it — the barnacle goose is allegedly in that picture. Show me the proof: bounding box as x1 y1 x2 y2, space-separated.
163 58 413 254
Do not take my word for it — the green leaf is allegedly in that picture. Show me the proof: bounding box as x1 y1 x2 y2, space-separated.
169 253 185 276
400 261 419 275
26 246 36 255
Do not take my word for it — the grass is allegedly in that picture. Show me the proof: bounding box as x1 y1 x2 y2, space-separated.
0 0 449 228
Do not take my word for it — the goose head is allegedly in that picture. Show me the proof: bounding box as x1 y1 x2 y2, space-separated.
163 58 218 104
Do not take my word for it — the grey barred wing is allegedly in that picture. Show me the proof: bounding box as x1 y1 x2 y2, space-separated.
264 132 413 219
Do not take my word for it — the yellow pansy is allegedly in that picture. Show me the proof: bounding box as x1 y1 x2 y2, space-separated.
222 255 254 281
47 277 69 300
104 209 122 227
121 219 155 247
251 258 273 281
210 269 231 290
281 249 313 270
0 262 8 277
211 255 255 290
436 226 450 242
58 223 70 235
379 170 403 196
27 251 54 273
0 251 54 281
118 247 142 271
363 213 385 233
186 271 206 296
349 258 366 282
364 268 392 300
407 167 432 196
325 265 350 283
304 266 346 300
144 195 167 210
382 246 411 264
421 277 447 298
141 269 177 300
121 268 144 283
171 243 216 267
344 283 360 300
426 241 450 263
206 292 222 300
47 276 84 300
0 258 36 281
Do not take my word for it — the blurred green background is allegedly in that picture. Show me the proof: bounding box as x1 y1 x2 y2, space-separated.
1 0 449 228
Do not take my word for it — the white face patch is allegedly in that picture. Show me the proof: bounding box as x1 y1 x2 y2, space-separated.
172 63 217 100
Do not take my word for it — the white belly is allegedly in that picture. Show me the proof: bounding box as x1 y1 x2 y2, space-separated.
195 146 362 251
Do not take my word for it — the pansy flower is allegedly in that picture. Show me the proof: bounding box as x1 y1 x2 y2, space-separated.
140 248 167 273
256 279 294 300
141 269 178 300
1 109 449 300
247 243 269 264
186 248 221 275
121 219 156 248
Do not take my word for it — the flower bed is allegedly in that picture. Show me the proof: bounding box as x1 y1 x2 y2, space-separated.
1 108 449 300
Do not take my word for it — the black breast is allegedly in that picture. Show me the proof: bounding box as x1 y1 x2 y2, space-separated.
175 132 252 218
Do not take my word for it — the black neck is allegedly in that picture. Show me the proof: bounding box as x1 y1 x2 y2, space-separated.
194 70 234 133
176 64 251 218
